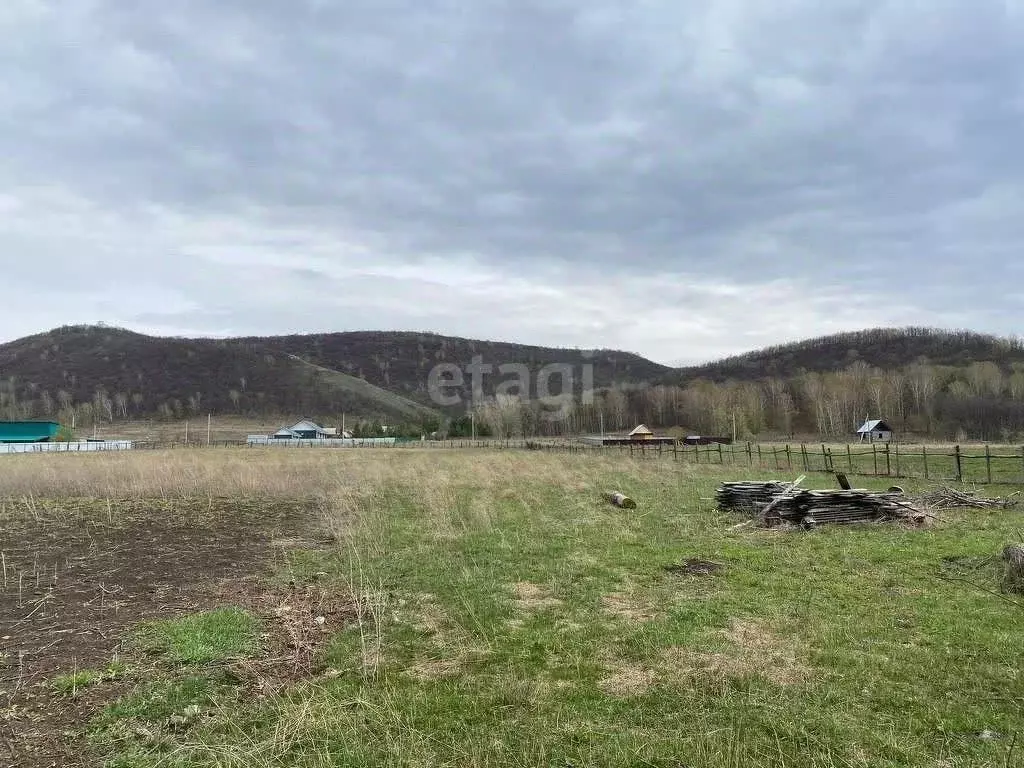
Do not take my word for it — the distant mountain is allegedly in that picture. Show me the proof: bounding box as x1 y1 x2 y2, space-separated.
664 327 1024 384
0 325 667 425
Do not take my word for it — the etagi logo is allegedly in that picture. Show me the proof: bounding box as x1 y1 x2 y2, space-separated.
427 354 595 418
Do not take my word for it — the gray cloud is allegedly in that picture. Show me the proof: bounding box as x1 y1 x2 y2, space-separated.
1 0 1022 363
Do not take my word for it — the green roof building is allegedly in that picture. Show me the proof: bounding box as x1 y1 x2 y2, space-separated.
0 421 62 443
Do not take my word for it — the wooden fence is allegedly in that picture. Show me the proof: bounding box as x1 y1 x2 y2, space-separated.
562 441 1024 485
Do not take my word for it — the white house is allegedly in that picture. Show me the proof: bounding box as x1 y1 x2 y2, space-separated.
857 419 894 443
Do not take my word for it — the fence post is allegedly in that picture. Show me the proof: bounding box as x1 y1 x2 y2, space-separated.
985 444 992 484
872 443 878 475
821 444 828 472
847 444 853 472
954 445 963 483
923 445 929 480
747 442 753 466
786 445 792 471
756 444 762 466
801 444 808 471
884 444 891 475
773 446 780 470
717 443 723 464
894 441 900 478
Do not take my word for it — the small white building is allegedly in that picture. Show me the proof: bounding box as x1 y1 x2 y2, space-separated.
857 419 894 443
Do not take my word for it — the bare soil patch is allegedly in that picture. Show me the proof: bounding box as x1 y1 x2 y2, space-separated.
0 498 318 768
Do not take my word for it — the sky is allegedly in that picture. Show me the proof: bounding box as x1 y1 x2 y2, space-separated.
2 0 1023 366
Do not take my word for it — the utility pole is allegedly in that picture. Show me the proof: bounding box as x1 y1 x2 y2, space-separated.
207 413 212 446
600 411 605 438
471 411 476 441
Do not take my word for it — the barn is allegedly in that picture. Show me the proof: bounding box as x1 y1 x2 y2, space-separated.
0 421 62 443
857 419 894 443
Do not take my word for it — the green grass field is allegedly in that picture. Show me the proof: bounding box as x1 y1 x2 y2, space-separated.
3 449 1024 767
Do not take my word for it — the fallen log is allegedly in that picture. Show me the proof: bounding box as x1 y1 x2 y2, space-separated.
605 491 637 509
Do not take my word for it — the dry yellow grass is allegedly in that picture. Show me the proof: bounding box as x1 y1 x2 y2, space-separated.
0 446 688 501
600 617 811 697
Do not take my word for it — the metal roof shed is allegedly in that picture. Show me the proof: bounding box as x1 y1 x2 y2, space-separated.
0 421 62 443
856 419 894 442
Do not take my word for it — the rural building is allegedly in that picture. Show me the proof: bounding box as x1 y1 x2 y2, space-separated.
857 419 894 443
0 421 61 443
629 424 654 440
272 419 332 440
580 423 676 447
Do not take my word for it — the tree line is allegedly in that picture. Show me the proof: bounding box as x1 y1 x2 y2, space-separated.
467 359 1024 441
5 358 1024 442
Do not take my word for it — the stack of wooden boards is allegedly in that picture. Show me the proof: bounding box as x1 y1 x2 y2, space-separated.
713 481 790 512
716 480 927 528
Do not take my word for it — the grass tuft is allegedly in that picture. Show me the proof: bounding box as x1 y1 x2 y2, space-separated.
135 607 262 665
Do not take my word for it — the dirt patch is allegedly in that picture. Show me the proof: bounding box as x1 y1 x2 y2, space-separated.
216 580 360 689
0 497 316 768
511 582 562 611
666 618 809 686
664 559 725 577
600 592 659 622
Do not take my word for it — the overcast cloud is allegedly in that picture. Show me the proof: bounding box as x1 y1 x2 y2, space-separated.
1 0 1022 364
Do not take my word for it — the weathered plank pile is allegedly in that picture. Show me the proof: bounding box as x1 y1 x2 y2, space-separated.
714 481 790 511
717 481 926 528
767 489 925 528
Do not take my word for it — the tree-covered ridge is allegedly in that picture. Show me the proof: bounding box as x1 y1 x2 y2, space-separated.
3 324 1024 440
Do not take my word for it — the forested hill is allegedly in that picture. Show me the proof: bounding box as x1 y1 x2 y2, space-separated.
666 328 1024 385
0 325 666 424
4 324 1024 440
